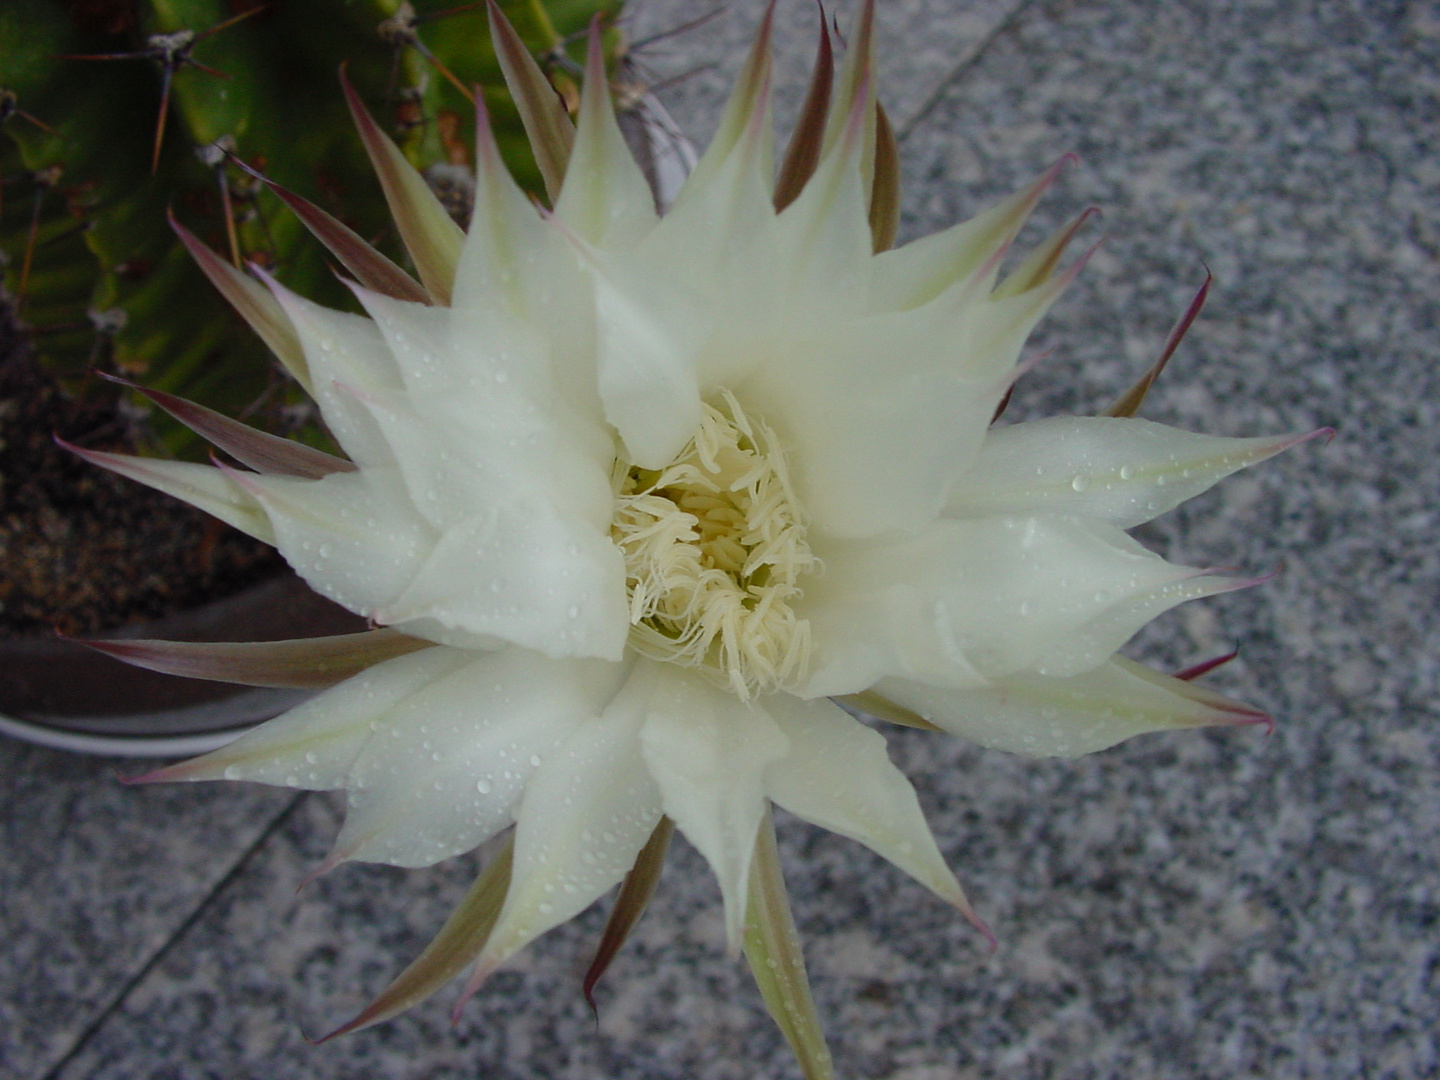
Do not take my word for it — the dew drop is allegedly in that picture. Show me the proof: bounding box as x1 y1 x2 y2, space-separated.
1071 475 1091 492
477 778 492 795
1119 465 1135 480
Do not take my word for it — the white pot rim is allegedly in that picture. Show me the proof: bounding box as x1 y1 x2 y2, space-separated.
0 709 251 757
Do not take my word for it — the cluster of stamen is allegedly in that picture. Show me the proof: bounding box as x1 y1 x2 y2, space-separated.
611 390 816 699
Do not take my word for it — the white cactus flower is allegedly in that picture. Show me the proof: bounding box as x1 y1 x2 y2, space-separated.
74 1 1321 1070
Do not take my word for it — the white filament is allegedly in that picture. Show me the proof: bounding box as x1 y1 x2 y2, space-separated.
611 390 816 698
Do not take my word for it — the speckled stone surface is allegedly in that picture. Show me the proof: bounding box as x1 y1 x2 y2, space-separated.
3 0 1437 1077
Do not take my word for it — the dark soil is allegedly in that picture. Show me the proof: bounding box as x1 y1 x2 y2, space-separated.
0 296 282 639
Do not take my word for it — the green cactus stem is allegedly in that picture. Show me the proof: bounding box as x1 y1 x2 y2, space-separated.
1 0 622 457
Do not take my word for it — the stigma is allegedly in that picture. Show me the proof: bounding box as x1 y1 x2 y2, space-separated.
611 390 816 699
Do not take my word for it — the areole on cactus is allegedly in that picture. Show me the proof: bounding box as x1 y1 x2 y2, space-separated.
66 1 1324 1075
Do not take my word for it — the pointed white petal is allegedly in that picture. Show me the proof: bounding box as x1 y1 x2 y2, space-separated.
241 469 435 620
67 448 273 543
451 118 546 317
343 72 465 305
742 305 1010 538
583 248 703 470
347 286 613 528
147 646 475 787
380 505 629 662
451 117 602 422
764 695 970 911
263 278 399 468
554 28 658 249
347 286 615 490
173 218 310 390
769 124 873 320
359 381 626 660
992 207 1099 300
659 9 775 258
474 659 662 969
634 663 790 953
873 655 1270 758
486 0 574 203
747 241 1073 539
869 157 1071 313
345 285 458 399
354 380 612 533
818 0 877 164
742 804 838 1080
798 515 1224 695
679 2 773 192
949 417 1322 526
623 107 776 402
280 292 625 660
333 651 628 868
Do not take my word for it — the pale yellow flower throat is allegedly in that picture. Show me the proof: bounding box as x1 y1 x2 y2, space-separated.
611 390 816 699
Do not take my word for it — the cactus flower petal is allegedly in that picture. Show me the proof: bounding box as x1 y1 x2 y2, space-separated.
486 0 575 203
796 515 1228 695
102 374 354 479
636 660 791 953
872 655 1272 759
138 646 477 788
62 440 273 542
947 417 1330 526
468 668 664 984
81 628 433 690
341 67 464 305
764 694 979 922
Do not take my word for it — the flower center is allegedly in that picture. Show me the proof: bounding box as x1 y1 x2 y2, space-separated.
611 390 816 699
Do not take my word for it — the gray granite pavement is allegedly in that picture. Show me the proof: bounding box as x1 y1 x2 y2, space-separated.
3 0 1437 1077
